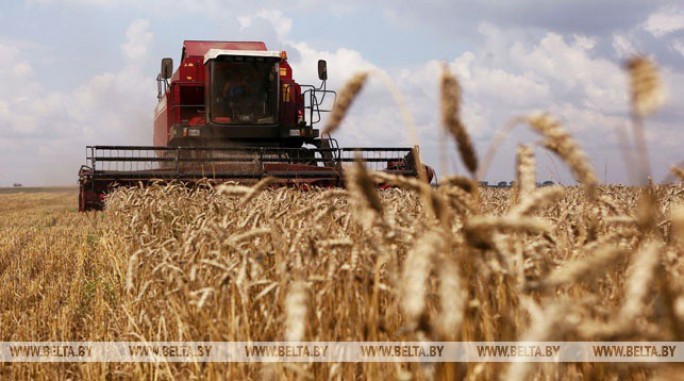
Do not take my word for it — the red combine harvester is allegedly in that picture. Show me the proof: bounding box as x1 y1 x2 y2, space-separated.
78 40 431 211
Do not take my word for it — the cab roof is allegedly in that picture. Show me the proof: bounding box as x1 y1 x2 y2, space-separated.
182 40 267 61
203 49 281 63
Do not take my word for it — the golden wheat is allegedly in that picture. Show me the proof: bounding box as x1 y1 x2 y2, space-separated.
2 55 681 381
440 64 478 175
626 56 665 118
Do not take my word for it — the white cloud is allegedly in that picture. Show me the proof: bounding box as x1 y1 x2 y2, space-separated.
290 43 380 85
287 42 401 146
4 3 683 185
237 15 252 30
612 33 638 57
458 64 550 108
255 10 292 39
26 0 117 6
280 21 639 182
13 62 33 78
509 32 627 113
121 19 153 62
388 25 637 182
670 38 684 57
643 6 684 38
572 34 597 51
237 10 292 40
0 20 155 185
0 43 38 99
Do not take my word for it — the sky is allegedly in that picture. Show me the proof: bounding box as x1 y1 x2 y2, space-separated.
1 0 683 186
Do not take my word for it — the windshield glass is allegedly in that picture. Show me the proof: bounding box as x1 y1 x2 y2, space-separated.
210 60 278 125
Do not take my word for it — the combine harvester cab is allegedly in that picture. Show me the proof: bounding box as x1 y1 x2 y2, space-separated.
78 40 430 211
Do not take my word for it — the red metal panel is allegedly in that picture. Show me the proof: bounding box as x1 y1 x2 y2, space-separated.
279 61 293 80
179 57 200 81
171 84 182 128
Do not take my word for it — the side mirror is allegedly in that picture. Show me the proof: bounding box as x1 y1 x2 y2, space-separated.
161 58 173 80
317 59 328 81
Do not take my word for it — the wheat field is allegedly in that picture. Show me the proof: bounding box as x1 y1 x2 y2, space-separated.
1 56 682 380
2 180 684 380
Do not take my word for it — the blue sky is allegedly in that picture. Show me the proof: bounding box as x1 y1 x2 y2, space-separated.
1 0 683 186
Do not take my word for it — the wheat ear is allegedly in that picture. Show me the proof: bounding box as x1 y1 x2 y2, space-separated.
515 144 536 201
626 56 664 118
323 72 369 136
527 113 598 191
440 63 478 175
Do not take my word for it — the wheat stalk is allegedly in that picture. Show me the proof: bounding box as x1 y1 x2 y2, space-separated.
515 144 536 201
239 177 276 206
440 63 478 175
670 166 684 182
435 254 465 340
619 240 661 324
284 280 308 342
401 230 443 331
626 56 665 118
533 246 625 289
322 72 369 136
508 186 565 217
345 156 384 228
527 113 598 190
